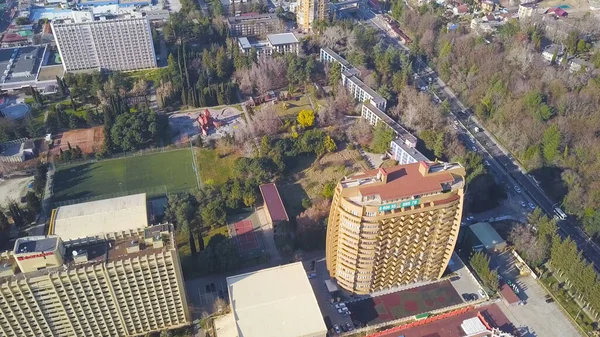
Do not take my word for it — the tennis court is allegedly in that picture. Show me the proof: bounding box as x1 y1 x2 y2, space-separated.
227 212 264 258
347 280 463 326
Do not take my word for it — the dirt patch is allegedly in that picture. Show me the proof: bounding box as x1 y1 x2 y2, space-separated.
280 148 365 217
169 106 245 144
0 176 33 206
51 126 104 155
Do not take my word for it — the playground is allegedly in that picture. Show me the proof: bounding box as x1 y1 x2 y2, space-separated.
168 106 245 144
346 280 463 326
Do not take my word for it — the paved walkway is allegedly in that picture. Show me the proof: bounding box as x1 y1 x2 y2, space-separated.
255 206 282 263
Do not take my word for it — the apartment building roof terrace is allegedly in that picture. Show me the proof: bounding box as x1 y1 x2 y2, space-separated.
1 224 173 283
344 161 464 204
320 47 353 70
362 102 416 143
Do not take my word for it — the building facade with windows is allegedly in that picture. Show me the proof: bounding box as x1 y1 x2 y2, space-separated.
319 47 355 73
52 12 156 72
325 161 465 294
0 224 190 337
296 0 328 32
238 33 299 57
227 13 283 37
361 103 427 164
342 70 386 110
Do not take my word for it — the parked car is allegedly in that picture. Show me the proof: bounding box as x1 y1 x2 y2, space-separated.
307 273 316 279
545 297 554 303
341 324 348 332
514 186 522 193
345 323 354 331
528 202 536 210
478 289 486 298
334 325 341 334
520 201 527 208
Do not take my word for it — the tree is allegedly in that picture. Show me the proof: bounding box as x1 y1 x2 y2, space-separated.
346 118 373 146
509 224 545 267
33 163 48 196
111 108 158 151
542 124 561 163
165 194 200 255
322 181 336 199
370 122 394 154
327 63 342 88
297 109 315 128
25 192 41 214
470 251 498 290
0 211 9 232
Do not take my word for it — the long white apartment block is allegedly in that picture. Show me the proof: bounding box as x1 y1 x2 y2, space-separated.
52 11 156 72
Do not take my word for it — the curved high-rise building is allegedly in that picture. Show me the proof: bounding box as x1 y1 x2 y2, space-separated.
326 161 465 294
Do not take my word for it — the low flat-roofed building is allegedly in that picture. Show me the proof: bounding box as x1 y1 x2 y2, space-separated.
226 262 327 337
0 45 58 92
227 13 283 37
319 47 356 73
238 33 299 57
342 70 387 110
259 183 289 225
469 222 506 252
51 193 149 241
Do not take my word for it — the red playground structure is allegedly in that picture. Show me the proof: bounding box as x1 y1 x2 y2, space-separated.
196 109 223 136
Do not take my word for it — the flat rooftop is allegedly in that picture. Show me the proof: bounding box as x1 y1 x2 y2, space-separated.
392 138 428 161
226 262 327 337
343 70 386 105
14 236 59 255
363 103 417 143
321 47 353 69
0 46 45 84
266 32 298 45
345 162 464 203
373 304 516 337
52 193 148 241
227 12 279 24
259 183 289 223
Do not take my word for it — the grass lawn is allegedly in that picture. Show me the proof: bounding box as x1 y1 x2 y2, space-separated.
53 149 198 203
196 146 241 185
274 95 313 117
125 68 165 84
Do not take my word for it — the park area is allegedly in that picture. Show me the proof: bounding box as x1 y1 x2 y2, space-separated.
52 149 198 204
346 281 463 326
195 146 241 185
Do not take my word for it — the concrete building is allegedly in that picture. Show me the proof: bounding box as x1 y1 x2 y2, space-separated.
326 161 466 294
468 222 507 252
360 103 427 165
226 262 327 337
259 183 289 226
0 224 190 337
50 193 149 241
296 0 328 32
52 11 156 72
541 44 564 63
227 13 283 37
319 47 355 73
518 3 538 18
0 138 35 163
237 33 299 57
342 70 387 110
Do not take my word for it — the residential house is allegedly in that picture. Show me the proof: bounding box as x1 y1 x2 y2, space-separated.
541 44 564 62
453 4 469 15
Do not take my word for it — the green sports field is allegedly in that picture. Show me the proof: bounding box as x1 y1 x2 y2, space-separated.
53 149 198 203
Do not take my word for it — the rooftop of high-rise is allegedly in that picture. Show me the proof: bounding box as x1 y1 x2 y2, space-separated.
340 161 465 205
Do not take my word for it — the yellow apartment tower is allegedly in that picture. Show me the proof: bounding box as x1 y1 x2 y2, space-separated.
296 0 328 32
326 161 466 294
0 224 190 337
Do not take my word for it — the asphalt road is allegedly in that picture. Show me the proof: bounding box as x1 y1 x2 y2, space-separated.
358 9 600 271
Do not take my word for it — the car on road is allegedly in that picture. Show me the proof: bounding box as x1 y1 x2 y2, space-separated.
466 215 474 221
514 186 521 193
528 202 536 210
471 146 477 152
334 325 341 334
484 160 490 166
307 273 316 279
520 201 527 208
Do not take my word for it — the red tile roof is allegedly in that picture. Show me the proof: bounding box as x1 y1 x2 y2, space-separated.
1 33 27 42
358 163 455 202
500 282 520 304
259 183 289 223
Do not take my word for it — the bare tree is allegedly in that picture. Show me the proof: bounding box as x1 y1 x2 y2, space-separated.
509 224 545 266
346 118 373 146
213 297 228 314
236 104 281 144
235 57 288 96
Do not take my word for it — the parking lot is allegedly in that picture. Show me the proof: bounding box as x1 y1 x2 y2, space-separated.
447 253 487 302
493 251 582 337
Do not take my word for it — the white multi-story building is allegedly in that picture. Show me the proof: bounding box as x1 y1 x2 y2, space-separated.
0 224 190 337
52 11 156 72
238 33 300 57
319 47 355 73
343 70 387 110
361 103 427 164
